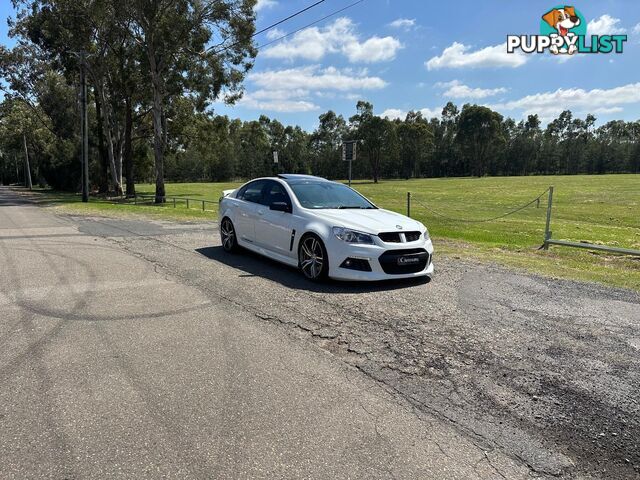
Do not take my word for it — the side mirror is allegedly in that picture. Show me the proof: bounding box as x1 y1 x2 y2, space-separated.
270 201 291 213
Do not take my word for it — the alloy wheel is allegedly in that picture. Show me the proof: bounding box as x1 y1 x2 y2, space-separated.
221 218 236 252
300 236 325 280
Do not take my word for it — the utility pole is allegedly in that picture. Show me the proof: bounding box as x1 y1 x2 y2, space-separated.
22 133 33 190
79 50 89 202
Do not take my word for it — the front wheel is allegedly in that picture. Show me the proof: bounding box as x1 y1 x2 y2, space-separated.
220 217 238 252
298 235 328 281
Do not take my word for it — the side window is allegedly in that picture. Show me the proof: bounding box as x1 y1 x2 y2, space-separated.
262 181 291 207
238 180 266 204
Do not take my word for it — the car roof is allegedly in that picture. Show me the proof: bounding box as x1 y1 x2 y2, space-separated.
276 174 331 184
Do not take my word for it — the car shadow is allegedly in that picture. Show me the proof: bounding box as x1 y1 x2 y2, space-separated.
195 246 430 293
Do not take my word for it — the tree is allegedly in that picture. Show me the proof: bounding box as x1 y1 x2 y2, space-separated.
127 0 257 202
349 101 395 183
310 110 347 179
396 111 433 179
456 105 504 177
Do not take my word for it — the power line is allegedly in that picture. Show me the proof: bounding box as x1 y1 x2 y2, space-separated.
209 0 326 54
254 0 325 37
255 0 367 51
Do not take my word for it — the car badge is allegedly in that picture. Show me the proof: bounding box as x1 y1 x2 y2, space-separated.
396 225 403 230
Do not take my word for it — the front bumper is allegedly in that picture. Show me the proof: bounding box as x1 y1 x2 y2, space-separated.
327 236 434 281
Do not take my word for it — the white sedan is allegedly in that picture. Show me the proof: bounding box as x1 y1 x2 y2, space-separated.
218 174 434 282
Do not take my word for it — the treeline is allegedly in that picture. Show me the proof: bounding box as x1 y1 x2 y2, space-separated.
169 101 640 181
3 93 639 192
1 2 639 195
0 0 257 200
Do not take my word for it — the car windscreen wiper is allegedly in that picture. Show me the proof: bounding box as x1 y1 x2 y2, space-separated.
338 206 365 209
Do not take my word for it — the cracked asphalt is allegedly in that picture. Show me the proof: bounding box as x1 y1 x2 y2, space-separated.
1 187 639 479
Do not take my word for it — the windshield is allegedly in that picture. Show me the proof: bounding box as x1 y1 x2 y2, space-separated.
289 182 377 209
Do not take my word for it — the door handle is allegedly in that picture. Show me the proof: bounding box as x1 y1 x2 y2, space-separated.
257 209 265 216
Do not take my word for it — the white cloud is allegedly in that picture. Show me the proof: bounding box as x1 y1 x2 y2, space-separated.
262 17 402 63
380 107 441 120
249 65 388 91
389 18 415 29
426 42 527 70
265 28 285 41
342 36 402 62
436 80 507 99
238 65 386 113
238 88 319 112
380 108 405 120
254 0 277 12
239 96 319 113
488 83 640 121
587 15 626 35
633 23 640 35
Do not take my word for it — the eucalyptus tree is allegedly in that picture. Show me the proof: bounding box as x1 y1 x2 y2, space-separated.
349 101 394 183
456 104 504 177
309 110 347 179
9 0 134 194
125 0 257 202
396 111 433 179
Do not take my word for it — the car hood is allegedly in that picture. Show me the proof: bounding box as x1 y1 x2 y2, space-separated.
310 208 424 234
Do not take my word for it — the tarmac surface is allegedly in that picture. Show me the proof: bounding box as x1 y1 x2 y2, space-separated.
1 186 639 479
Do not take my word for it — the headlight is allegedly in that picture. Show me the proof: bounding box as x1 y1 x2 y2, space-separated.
332 227 374 244
417 222 430 240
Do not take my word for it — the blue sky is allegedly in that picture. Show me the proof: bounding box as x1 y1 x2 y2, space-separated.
2 0 640 130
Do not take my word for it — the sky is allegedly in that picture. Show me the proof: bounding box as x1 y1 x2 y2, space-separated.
2 0 640 130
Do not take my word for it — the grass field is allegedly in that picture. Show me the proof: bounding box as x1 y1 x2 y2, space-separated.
30 174 640 290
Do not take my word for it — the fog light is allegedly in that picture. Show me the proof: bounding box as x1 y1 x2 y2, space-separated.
340 257 372 272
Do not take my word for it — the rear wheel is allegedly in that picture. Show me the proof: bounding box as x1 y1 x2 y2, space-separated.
220 217 238 252
298 234 328 281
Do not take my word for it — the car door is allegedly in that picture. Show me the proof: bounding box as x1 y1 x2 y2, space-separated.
254 180 294 256
234 180 267 244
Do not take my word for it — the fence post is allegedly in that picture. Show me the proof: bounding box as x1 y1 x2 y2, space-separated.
202 200 205 212
543 186 554 250
186 198 189 209
173 197 176 208
407 192 411 218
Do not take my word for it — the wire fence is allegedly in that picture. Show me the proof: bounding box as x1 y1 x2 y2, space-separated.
116 194 218 212
406 186 640 257
408 189 550 224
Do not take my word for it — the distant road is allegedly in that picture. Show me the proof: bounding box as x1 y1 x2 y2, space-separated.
1 186 639 479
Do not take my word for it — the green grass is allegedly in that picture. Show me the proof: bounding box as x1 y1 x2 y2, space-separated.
31 174 640 291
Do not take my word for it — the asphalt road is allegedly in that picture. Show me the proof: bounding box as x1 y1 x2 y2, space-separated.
1 187 639 479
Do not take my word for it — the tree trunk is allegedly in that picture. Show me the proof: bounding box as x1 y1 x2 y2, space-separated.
97 83 123 195
148 43 165 204
22 133 33 190
94 92 110 194
124 96 135 197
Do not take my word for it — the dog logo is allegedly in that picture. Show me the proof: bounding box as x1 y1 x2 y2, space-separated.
541 6 582 54
507 5 627 56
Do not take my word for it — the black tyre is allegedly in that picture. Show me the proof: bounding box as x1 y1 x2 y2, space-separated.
220 217 238 252
298 234 328 281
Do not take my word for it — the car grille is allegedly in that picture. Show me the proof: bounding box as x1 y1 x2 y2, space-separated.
378 231 421 243
378 248 430 274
